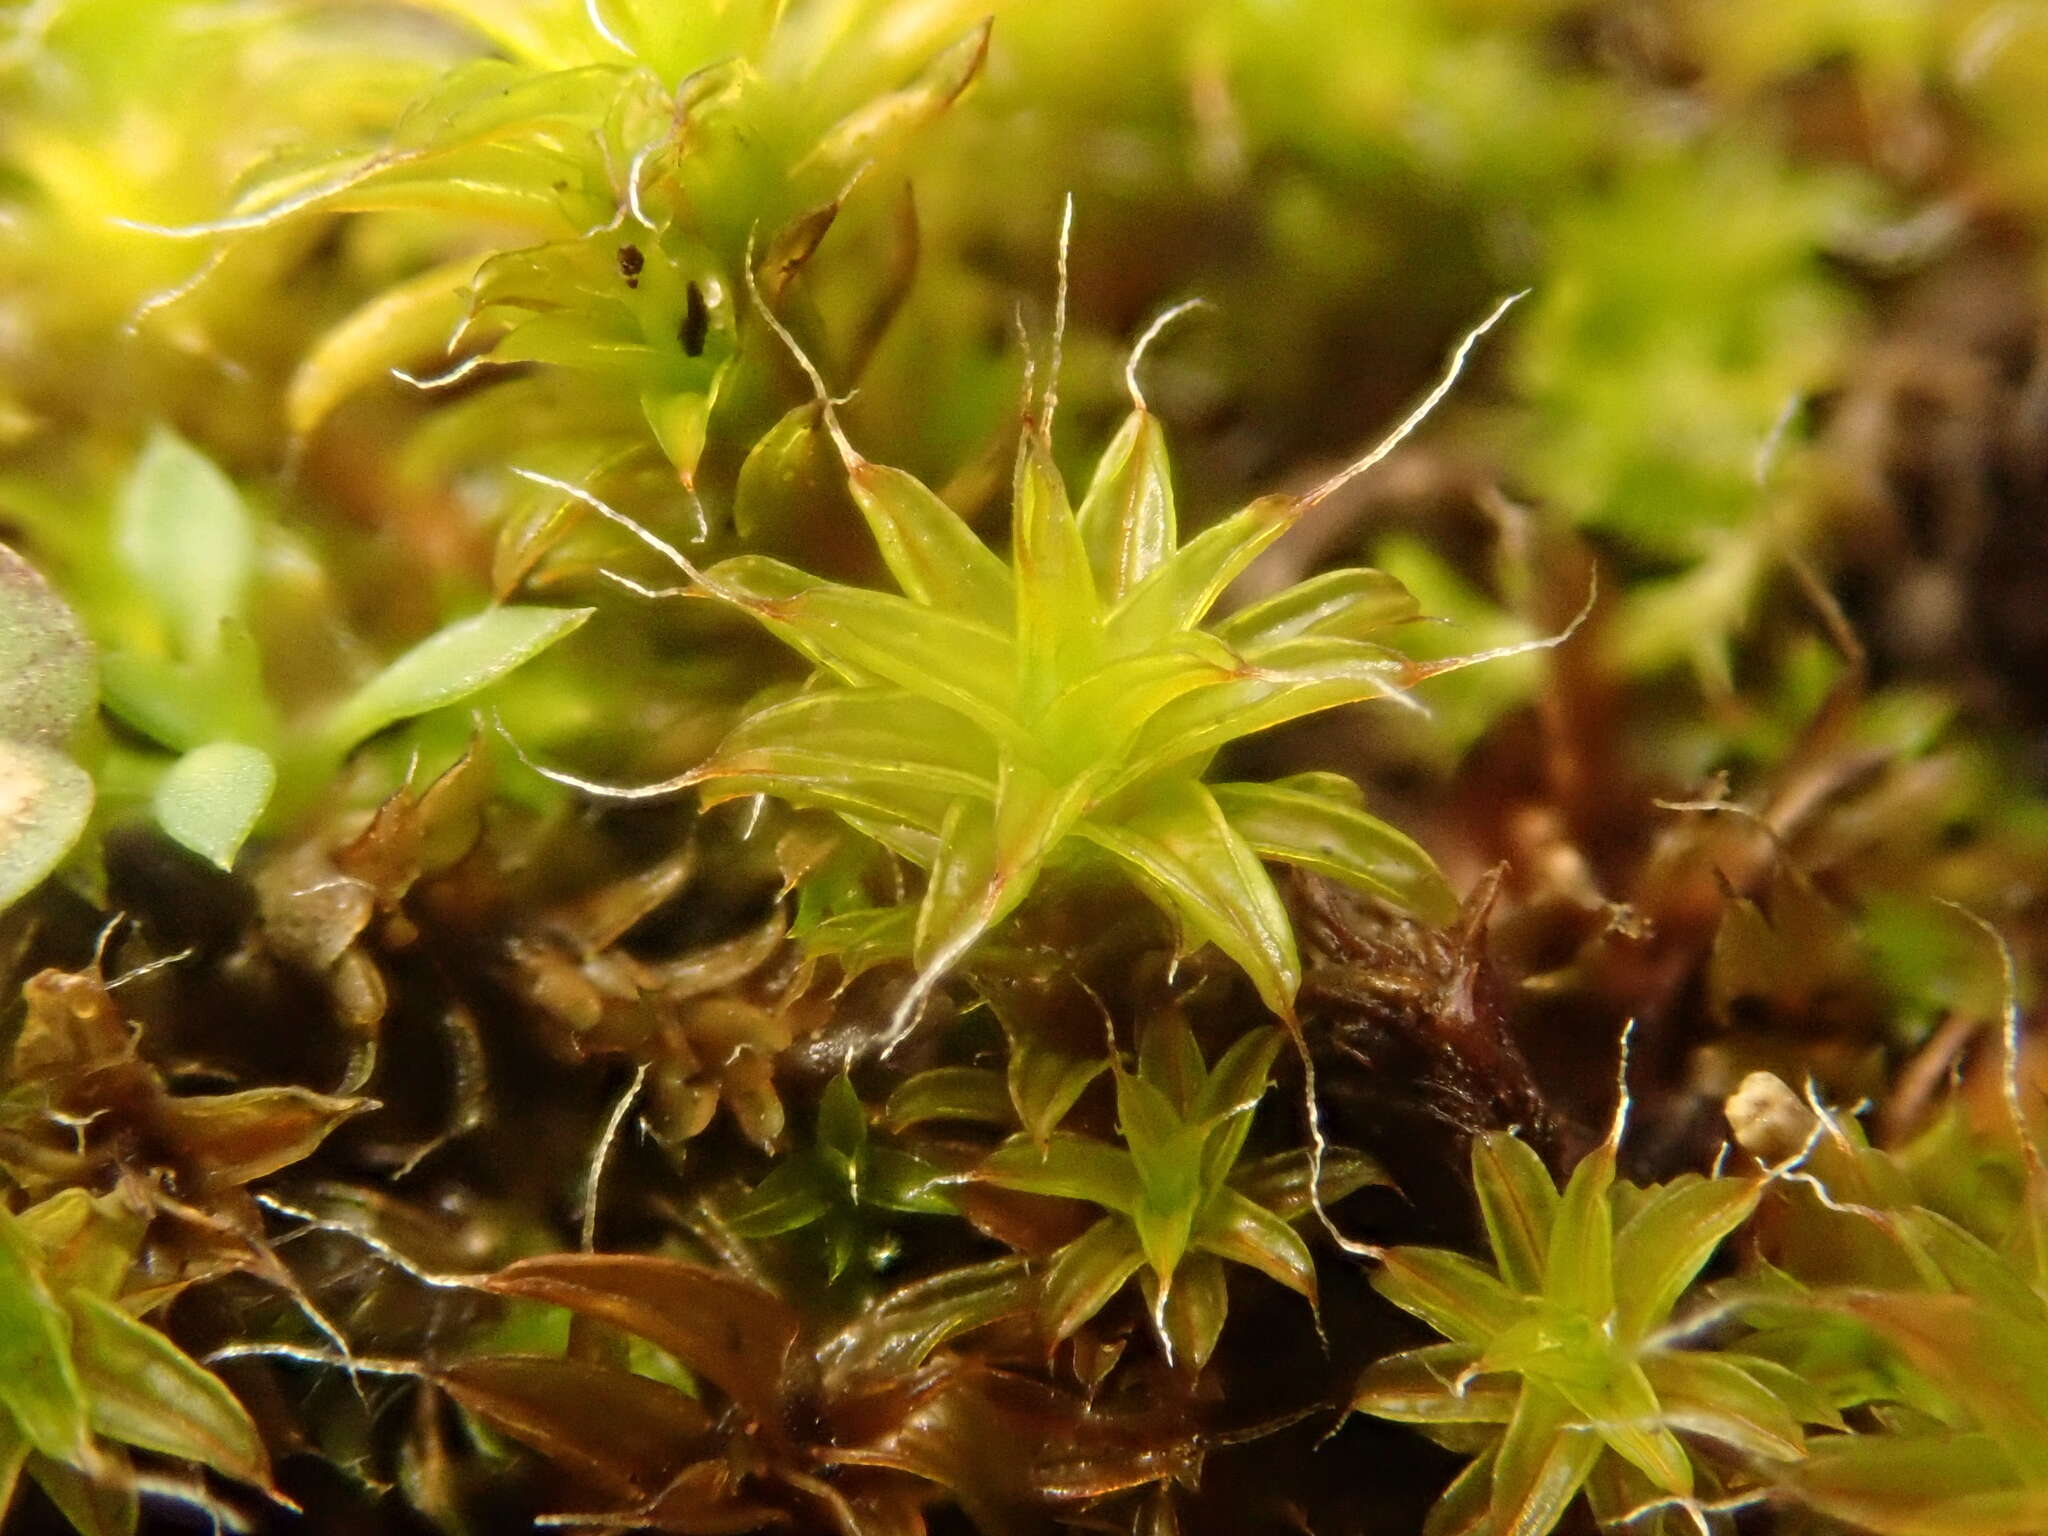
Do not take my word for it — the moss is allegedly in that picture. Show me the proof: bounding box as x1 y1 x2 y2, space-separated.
5 2 2048 1532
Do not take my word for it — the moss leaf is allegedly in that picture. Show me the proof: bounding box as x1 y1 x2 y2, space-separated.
116 429 253 665
65 1292 267 1488
0 1206 92 1467
0 739 94 914
323 604 591 752
152 741 275 870
0 544 94 746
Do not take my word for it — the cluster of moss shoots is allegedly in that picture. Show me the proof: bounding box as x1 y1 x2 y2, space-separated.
5 4 2048 1536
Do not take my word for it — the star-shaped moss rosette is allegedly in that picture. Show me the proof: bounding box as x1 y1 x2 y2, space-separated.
132 0 991 489
973 1015 1387 1370
515 268 1561 1041
1349 1118 1840 1536
726 1073 955 1283
1721 929 2048 1534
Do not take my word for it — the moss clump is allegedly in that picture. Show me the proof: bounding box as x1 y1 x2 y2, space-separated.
7 2 2048 1534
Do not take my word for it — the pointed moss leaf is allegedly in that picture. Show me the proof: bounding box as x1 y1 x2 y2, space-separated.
1192 1026 1284 1124
735 404 836 547
1037 638 1240 769
1543 1142 1617 1320
642 386 715 482
1561 1360 1691 1495
1790 1431 2047 1536
911 761 1080 968
151 1088 369 1189
1113 637 1410 791
816 1074 869 1163
217 61 623 233
0 1206 91 1466
0 740 93 914
0 1420 23 1513
1077 410 1177 601
1212 779 1456 923
482 1255 801 1424
978 1134 1142 1214
1426 1446 1497 1536
1197 1099 1259 1200
706 687 996 801
65 1292 267 1487
1006 1034 1107 1147
483 311 654 377
1137 1016 1205 1113
1471 1132 1562 1296
1043 1217 1146 1343
1488 1385 1603 1536
1838 1292 2048 1461
1011 432 1101 698
1611 1174 1759 1342
151 742 275 870
1131 1194 1198 1296
726 1160 835 1237
822 1220 861 1284
820 1257 1032 1384
1157 1250 1228 1370
704 556 1024 746
117 430 254 665
0 545 95 746
1638 1351 1805 1463
1106 495 1296 651
1081 777 1299 1017
696 691 986 834
1718 1351 1844 1433
1115 1070 1204 1204
1215 567 1421 651
799 17 991 178
848 460 1012 620
1372 1247 1529 1346
866 1147 955 1216
1352 1343 1516 1423
1900 1208 2044 1320
436 1355 715 1501
1195 1188 1316 1300
913 798 1008 971
1230 1147 1391 1221
758 198 844 309
27 1452 137 1536
884 1068 1014 1131
288 257 476 441
324 604 591 751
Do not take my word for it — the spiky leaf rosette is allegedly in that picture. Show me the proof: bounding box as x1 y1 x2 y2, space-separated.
151 0 991 489
1351 1127 1840 1536
1723 940 2048 1535
974 1014 1387 1369
528 289 1550 1033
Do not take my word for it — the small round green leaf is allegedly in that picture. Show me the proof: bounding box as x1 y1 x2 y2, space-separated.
116 428 254 664
152 741 277 870
0 738 94 913
0 542 95 746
